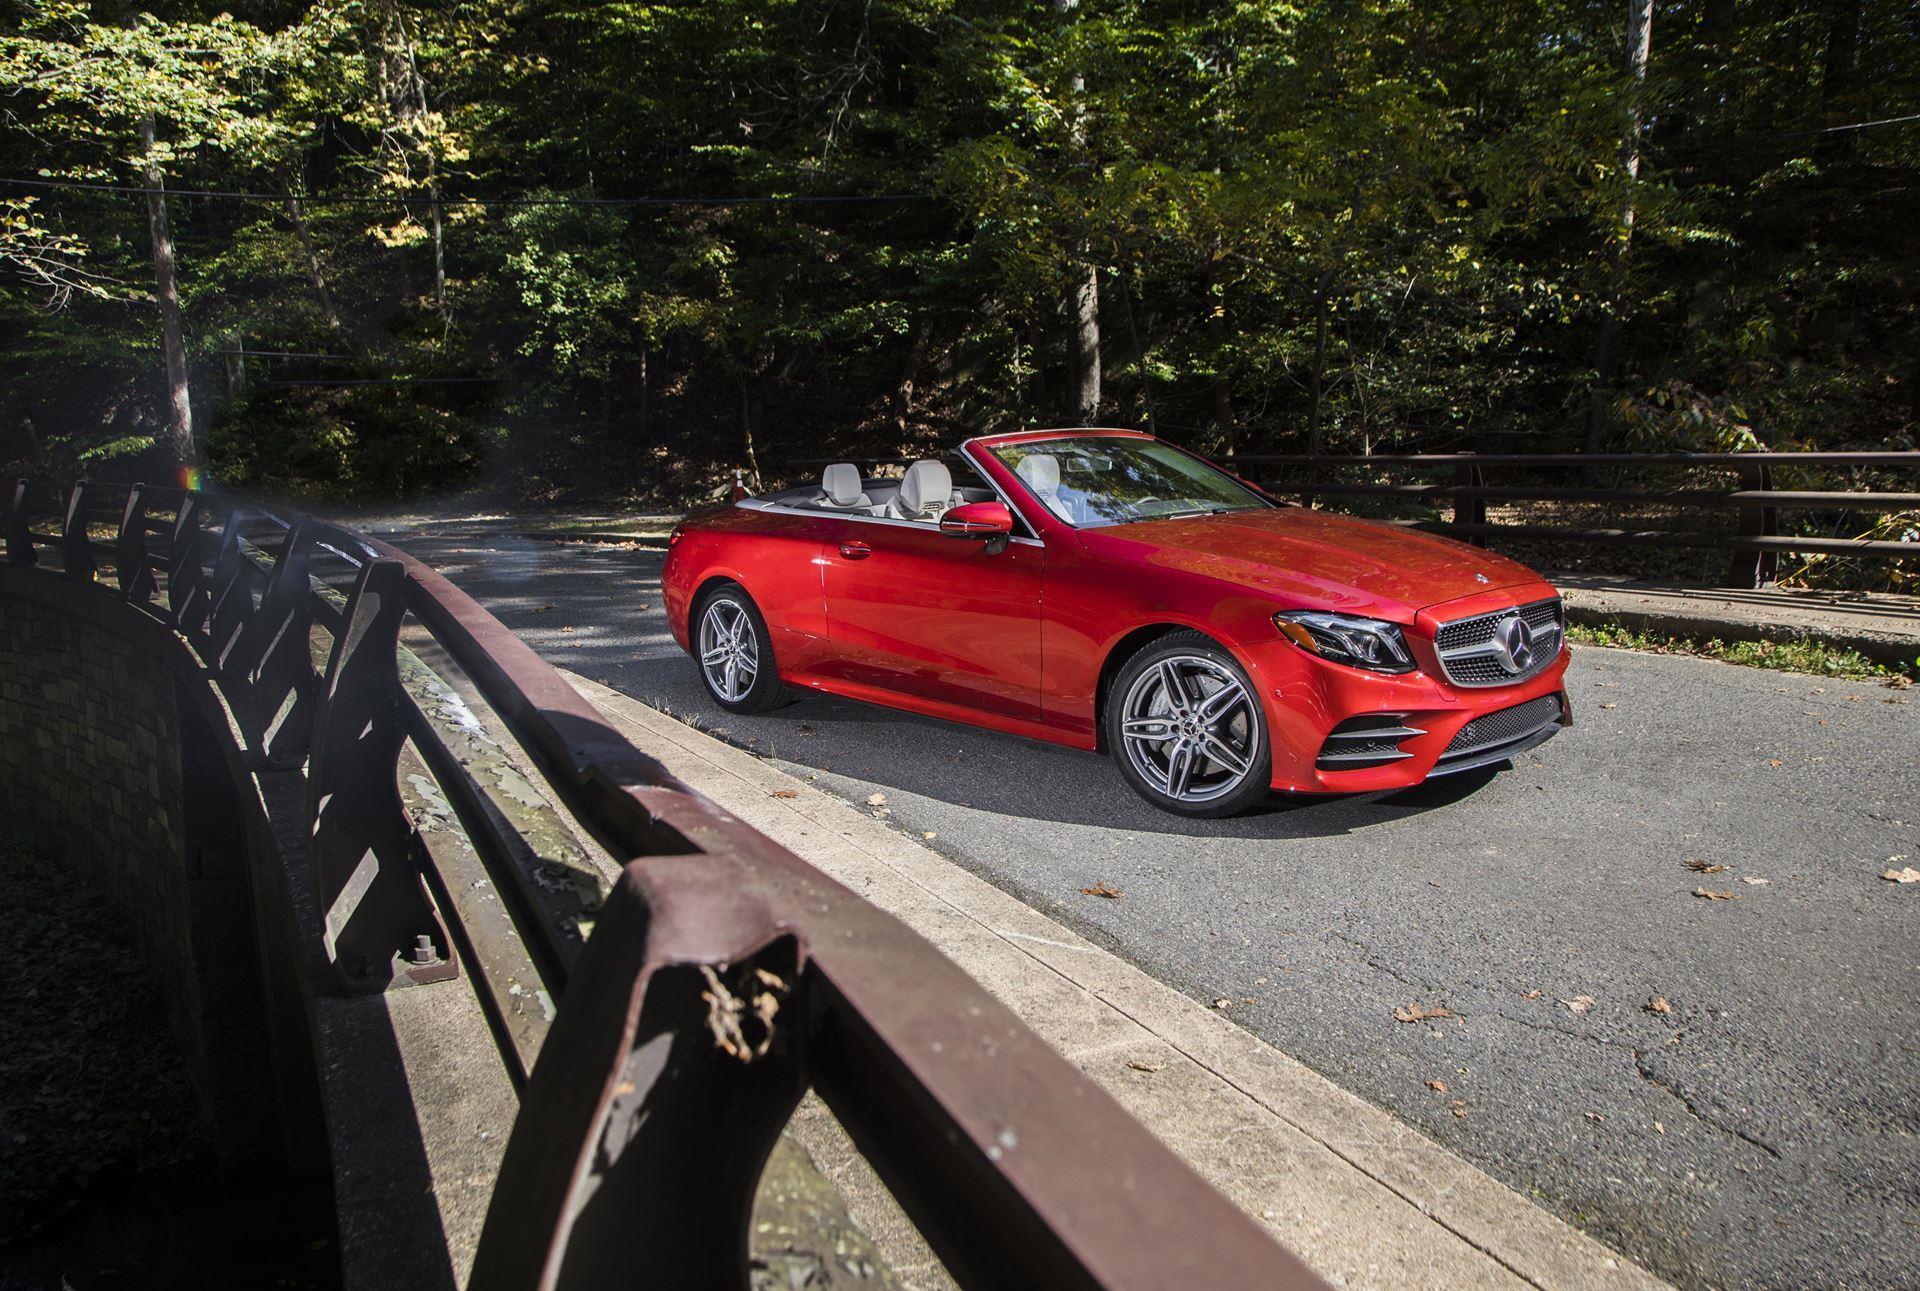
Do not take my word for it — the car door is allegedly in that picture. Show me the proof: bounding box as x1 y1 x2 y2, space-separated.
818 516 1045 722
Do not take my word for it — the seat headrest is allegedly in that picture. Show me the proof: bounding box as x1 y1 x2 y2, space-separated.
822 463 864 506
1016 453 1060 495
898 459 952 515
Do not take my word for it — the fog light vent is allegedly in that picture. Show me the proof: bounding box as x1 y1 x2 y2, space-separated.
1316 714 1426 771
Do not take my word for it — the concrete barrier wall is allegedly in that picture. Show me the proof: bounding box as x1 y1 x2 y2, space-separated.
0 571 281 1163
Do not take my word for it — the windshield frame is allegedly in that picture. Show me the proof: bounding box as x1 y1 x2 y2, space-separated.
979 434 1277 531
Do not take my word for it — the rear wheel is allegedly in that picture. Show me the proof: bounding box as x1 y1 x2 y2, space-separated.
693 584 787 714
1105 632 1271 818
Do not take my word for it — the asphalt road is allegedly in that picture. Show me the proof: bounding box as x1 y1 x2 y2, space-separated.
377 521 1919 1290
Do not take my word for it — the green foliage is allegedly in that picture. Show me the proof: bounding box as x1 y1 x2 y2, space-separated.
0 0 1914 508
1567 621 1917 682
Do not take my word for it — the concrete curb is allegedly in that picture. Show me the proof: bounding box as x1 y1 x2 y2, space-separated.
562 670 1668 1291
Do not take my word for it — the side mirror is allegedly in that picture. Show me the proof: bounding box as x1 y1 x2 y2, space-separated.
940 501 1015 554
939 501 1014 540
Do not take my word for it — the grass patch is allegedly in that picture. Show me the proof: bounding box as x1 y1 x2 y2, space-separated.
1568 621 1918 684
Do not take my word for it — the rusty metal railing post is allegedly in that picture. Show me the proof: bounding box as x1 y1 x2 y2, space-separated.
232 521 318 768
167 491 209 632
1725 459 1778 588
307 558 456 993
471 858 805 1291
206 506 256 672
7 479 34 568
116 483 156 603
62 481 96 582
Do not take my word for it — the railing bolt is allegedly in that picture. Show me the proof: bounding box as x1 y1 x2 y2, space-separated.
411 934 438 965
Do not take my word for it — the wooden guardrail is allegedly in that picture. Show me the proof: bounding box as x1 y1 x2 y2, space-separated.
1226 452 1920 588
5 478 1317 1290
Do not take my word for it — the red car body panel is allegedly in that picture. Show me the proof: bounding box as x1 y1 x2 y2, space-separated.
664 428 1571 794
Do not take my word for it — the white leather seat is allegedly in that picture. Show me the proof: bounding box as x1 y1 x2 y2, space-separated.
818 462 871 510
1016 453 1073 522
888 459 952 521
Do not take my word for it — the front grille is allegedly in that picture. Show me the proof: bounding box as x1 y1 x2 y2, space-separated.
1440 695 1563 763
1433 597 1565 687
1316 713 1426 771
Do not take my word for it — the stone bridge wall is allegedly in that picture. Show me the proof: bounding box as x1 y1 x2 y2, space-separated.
0 571 282 1163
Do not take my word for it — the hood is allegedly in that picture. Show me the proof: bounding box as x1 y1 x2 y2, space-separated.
1085 507 1545 621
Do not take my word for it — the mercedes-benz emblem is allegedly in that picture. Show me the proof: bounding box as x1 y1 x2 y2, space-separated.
1491 615 1535 674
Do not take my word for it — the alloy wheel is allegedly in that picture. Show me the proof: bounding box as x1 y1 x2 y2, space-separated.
698 597 760 703
1118 654 1257 805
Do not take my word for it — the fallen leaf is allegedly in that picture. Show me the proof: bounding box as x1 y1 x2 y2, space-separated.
1080 881 1123 899
1600 702 1617 710
1426 1079 1449 1093
770 789 799 799
1126 1059 1161 1073
922 831 937 840
1586 1111 1605 1123
1450 1100 1469 1119
1684 859 1728 873
1522 989 1543 1001
1645 996 1672 1014
1654 1120 1666 1134
866 792 887 807
795 724 817 737
1564 995 1595 1015
560 624 575 632
1212 998 1232 1010
1882 867 1920 884
1767 759 1785 767
1692 887 1739 901
1394 1002 1456 1023
1740 876 1770 886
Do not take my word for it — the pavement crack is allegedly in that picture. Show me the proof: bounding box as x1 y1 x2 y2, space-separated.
1631 1049 1782 1161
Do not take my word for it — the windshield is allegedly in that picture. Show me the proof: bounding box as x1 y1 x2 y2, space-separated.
986 437 1272 529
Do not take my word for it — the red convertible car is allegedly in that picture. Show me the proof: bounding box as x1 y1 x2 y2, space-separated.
663 429 1571 816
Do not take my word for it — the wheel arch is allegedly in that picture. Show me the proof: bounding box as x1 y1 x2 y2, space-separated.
1092 621 1237 753
688 572 749 640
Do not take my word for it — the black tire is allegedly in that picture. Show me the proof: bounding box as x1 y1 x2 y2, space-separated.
1104 630 1272 818
690 582 789 714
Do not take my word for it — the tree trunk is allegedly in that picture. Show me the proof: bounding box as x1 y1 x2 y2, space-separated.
286 194 343 335
737 373 765 491
140 117 194 465
1308 272 1332 458
1119 271 1156 436
1816 0 1862 161
1056 0 1100 424
890 321 929 435
1205 265 1234 452
1585 0 1653 455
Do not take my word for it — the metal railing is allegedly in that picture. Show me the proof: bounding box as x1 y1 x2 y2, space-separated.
5 478 1317 1289
1227 451 1920 588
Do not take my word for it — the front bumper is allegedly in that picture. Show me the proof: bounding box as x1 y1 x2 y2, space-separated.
1237 633 1573 794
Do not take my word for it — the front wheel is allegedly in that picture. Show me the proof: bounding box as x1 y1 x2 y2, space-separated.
1105 632 1272 818
692 584 788 714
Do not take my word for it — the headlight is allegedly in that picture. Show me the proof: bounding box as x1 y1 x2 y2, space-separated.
1274 610 1416 674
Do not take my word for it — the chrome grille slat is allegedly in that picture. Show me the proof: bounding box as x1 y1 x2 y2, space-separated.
1433 597 1565 687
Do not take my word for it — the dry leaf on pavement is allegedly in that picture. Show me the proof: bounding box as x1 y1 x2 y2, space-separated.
1741 876 1770 886
1692 887 1739 900
1684 859 1727 873
1394 1002 1456 1023
1212 998 1232 1009
1564 995 1595 1015
1080 881 1123 899
1521 988 1543 1001
1645 996 1672 1014
770 789 799 799
866 792 887 807
1426 1079 1449 1093
1882 866 1920 884
1126 1059 1162 1073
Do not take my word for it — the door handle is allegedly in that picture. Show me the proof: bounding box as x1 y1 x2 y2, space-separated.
838 541 872 560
